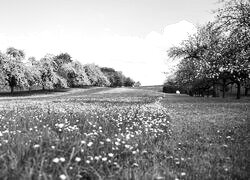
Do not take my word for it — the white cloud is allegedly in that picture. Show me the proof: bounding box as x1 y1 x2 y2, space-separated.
0 20 196 85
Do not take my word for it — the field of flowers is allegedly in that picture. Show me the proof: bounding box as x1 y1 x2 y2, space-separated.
0 87 249 180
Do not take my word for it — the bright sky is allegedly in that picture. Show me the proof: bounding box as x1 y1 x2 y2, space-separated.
0 0 220 85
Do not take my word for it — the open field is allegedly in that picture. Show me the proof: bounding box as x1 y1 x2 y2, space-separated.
0 87 249 180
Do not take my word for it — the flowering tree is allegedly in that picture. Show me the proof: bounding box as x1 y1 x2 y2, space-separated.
168 23 222 96
25 57 42 92
167 0 250 98
1 47 28 94
84 64 110 86
39 54 67 90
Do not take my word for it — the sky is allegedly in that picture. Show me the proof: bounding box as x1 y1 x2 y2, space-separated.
0 0 221 85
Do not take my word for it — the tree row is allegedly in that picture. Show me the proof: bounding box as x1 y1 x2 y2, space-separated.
0 48 139 94
165 0 250 99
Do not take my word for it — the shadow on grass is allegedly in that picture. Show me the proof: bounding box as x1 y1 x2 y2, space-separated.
0 88 72 97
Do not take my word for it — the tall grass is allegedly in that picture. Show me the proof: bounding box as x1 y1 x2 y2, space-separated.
0 88 249 179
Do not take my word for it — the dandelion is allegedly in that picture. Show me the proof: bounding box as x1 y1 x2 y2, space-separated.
52 158 60 163
86 160 90 164
51 145 55 149
81 140 86 144
108 153 114 157
87 142 93 147
60 157 65 162
155 176 164 180
181 172 186 176
106 138 111 142
59 174 67 180
100 141 104 145
56 123 65 129
75 157 81 162
223 144 228 148
102 157 107 161
33 144 40 148
132 163 139 167
132 150 137 154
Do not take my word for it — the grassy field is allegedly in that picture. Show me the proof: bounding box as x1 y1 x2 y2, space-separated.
0 87 249 180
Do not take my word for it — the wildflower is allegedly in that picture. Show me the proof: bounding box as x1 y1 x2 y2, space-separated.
132 150 137 154
115 141 120 146
56 123 65 128
51 145 55 149
81 140 86 144
181 172 186 176
86 160 90 164
106 138 111 142
60 157 65 162
102 157 107 161
87 142 93 147
52 158 60 163
33 144 40 148
155 176 164 180
75 157 81 162
59 174 67 180
108 153 114 157
132 163 139 167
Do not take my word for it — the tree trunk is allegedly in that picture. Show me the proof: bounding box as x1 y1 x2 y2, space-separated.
201 89 204 97
212 83 216 97
245 87 248 96
236 82 241 99
10 86 14 95
42 85 45 91
222 79 226 98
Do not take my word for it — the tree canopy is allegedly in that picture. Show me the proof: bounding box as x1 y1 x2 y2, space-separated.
0 49 137 94
166 0 250 99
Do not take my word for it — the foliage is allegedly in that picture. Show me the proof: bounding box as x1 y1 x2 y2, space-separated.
1 48 28 93
0 49 133 94
167 0 250 98
134 81 141 87
124 77 135 87
67 61 91 87
101 67 135 87
84 64 110 86
39 54 68 90
163 77 182 93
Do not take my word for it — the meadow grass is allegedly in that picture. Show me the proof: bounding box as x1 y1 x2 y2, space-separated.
0 88 249 180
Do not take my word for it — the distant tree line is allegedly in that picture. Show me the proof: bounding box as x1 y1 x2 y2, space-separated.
0 48 138 94
165 0 250 99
